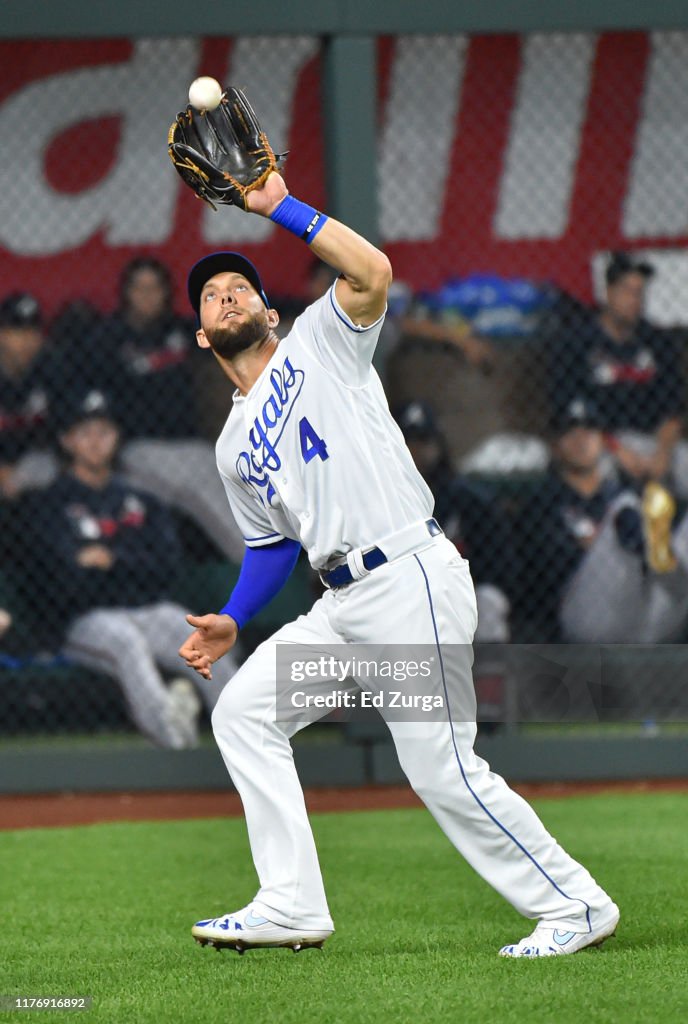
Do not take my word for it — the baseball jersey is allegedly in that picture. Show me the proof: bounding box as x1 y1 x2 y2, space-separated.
548 316 684 433
94 311 199 440
21 471 182 647
216 285 434 570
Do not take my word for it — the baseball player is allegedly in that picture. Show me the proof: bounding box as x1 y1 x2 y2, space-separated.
171 88 619 957
22 389 237 748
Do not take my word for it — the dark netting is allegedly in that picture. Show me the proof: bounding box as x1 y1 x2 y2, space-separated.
378 31 688 729
0 31 686 744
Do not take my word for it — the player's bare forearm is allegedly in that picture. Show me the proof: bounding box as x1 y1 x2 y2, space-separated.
309 218 392 326
246 172 391 326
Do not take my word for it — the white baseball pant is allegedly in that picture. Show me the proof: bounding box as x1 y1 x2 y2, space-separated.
211 535 614 932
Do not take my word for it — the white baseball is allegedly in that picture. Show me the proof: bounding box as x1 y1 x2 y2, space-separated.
188 77 223 111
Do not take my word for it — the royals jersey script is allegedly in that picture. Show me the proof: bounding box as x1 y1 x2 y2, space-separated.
215 286 433 569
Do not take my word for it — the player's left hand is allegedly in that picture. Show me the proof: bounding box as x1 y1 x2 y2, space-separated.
245 171 288 217
178 613 238 680
168 86 286 211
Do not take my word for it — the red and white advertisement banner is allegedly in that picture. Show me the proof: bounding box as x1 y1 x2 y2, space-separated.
0 32 686 315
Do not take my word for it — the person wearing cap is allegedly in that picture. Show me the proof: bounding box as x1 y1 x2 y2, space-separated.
548 250 686 494
177 169 619 959
54 257 245 565
516 396 688 644
20 389 237 749
0 292 56 501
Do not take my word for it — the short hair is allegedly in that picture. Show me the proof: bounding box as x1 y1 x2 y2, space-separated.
605 251 655 287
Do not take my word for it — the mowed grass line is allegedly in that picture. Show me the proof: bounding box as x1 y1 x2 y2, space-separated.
0 794 686 1024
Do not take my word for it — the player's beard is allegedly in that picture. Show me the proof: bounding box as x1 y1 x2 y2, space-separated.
204 309 270 359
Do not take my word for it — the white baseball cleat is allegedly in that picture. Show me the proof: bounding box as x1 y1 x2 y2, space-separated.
191 905 333 954
499 904 620 958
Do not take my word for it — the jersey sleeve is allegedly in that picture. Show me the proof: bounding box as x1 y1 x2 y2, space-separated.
294 284 386 387
218 469 286 548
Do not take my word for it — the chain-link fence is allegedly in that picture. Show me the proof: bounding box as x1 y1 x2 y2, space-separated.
1 31 688 745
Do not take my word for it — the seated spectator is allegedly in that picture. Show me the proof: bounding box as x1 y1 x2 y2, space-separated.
516 397 688 644
49 298 104 356
100 256 200 440
22 390 238 749
395 400 513 725
0 293 56 500
548 251 687 495
57 256 244 563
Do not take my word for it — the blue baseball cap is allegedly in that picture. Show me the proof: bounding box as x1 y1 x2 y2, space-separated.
187 251 269 315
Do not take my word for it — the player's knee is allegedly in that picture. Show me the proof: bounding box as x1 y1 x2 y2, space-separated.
210 689 232 737
210 683 250 740
395 743 439 799
398 733 483 806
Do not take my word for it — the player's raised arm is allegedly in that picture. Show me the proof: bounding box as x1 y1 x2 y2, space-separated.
168 85 392 327
304 218 392 327
246 173 392 327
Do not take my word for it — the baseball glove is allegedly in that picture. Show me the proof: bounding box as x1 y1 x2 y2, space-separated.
167 86 284 210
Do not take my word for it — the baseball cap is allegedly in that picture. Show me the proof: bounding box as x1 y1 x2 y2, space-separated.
0 292 42 329
187 251 269 316
395 400 440 440
57 390 117 433
550 397 602 436
605 251 655 287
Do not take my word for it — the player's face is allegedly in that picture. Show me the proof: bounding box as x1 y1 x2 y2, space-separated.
605 272 646 328
554 426 604 473
61 418 120 471
197 272 271 358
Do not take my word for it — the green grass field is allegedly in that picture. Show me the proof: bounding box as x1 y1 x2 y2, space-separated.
1 794 686 1023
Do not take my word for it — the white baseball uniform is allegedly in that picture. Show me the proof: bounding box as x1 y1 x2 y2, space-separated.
210 285 615 934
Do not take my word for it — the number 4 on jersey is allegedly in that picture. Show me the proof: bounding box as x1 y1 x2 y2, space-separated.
299 416 329 463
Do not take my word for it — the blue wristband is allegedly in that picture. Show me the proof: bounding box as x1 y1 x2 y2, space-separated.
269 195 328 244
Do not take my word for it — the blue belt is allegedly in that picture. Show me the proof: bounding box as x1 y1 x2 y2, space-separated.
321 518 443 590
